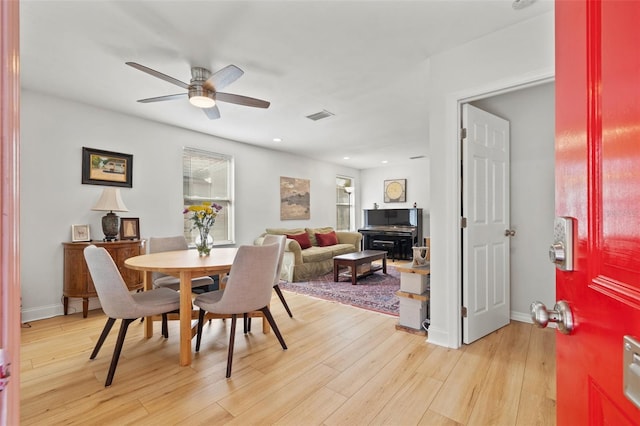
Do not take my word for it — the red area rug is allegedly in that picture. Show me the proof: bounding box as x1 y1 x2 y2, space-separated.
278 266 400 316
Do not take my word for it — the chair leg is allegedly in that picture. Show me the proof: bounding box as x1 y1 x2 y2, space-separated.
274 285 293 317
105 318 134 387
195 309 206 352
90 317 116 360
226 314 237 378
243 313 249 334
161 313 169 338
259 307 287 350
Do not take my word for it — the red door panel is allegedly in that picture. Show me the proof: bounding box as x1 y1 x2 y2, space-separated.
556 0 640 423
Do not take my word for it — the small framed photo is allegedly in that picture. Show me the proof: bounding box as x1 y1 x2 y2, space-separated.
120 218 140 240
71 224 91 242
82 147 133 188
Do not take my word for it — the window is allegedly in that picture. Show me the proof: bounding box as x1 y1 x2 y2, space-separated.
183 148 233 245
336 176 354 231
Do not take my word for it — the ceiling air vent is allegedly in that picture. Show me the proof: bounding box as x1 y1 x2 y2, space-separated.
410 155 425 160
306 109 334 121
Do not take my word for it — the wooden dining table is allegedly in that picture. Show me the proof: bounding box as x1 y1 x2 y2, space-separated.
125 247 257 366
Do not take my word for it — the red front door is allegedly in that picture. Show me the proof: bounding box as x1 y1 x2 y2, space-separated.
556 0 640 423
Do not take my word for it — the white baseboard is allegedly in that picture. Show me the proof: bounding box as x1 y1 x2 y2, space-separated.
21 304 64 323
426 326 457 348
22 297 102 323
510 310 532 324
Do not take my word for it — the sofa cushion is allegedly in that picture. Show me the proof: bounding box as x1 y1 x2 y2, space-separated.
301 246 335 263
266 227 305 236
316 231 338 247
331 243 358 257
306 227 335 246
286 232 312 249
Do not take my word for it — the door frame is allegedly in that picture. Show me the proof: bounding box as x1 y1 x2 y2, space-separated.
428 71 554 349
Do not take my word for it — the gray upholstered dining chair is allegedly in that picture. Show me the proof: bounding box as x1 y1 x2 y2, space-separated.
148 236 214 291
262 234 293 318
194 244 288 378
83 245 181 387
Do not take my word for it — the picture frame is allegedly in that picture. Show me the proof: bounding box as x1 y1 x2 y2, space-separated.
280 176 311 220
71 224 91 242
383 179 407 203
119 217 140 240
82 147 133 188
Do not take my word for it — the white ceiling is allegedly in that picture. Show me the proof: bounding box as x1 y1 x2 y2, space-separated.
20 0 553 170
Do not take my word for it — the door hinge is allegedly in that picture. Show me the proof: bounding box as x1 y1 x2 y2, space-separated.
461 306 468 318
460 217 467 228
461 128 467 139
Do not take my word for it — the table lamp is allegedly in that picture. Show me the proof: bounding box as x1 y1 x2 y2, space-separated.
91 188 129 241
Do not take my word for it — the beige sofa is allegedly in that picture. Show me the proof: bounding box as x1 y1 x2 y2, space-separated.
255 227 362 282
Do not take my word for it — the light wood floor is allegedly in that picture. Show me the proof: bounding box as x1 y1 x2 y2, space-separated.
20 291 556 425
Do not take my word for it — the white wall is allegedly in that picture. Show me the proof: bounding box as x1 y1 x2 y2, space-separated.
471 82 556 322
360 159 430 237
427 12 555 347
20 90 360 321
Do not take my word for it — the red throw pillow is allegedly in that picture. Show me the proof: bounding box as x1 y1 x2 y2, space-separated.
286 233 312 249
316 231 338 247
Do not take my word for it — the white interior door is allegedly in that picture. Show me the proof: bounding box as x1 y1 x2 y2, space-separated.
462 104 510 344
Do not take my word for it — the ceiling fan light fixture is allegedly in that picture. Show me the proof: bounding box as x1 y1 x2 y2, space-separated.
189 95 215 108
188 86 215 108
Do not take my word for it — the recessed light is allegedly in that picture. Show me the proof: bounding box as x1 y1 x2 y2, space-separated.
273 138 282 142
343 156 350 160
381 160 388 164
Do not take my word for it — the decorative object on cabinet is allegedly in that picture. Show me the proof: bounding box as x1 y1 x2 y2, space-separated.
119 217 140 240
91 187 129 241
384 179 406 203
71 224 91 242
280 176 310 220
62 240 144 318
82 147 133 188
411 246 429 267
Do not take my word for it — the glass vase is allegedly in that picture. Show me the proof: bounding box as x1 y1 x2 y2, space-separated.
196 227 212 256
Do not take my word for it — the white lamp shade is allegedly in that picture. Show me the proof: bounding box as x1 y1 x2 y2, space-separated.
91 188 129 212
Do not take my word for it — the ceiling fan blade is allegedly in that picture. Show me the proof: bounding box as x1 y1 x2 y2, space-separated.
126 62 190 90
137 93 188 103
215 92 270 109
203 65 244 91
203 105 221 120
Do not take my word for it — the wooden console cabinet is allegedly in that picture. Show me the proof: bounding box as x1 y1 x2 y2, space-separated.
62 240 145 318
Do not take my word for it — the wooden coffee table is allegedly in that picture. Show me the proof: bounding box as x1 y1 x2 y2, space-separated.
333 250 387 285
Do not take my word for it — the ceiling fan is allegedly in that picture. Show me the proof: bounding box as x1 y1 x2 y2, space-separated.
125 62 270 120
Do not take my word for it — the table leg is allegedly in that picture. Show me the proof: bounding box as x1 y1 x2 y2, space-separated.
351 261 357 285
143 271 153 338
382 254 387 274
334 260 339 282
179 271 193 366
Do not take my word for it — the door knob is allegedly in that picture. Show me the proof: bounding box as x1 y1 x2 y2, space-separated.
504 229 516 236
530 300 574 335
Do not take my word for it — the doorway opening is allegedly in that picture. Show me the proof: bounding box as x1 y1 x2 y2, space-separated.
459 80 555 344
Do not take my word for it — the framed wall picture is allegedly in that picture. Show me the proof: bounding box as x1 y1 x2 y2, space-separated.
82 147 133 188
119 218 140 240
71 224 91 242
280 176 311 220
384 179 406 203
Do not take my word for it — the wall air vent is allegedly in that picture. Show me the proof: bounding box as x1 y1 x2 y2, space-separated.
306 109 335 121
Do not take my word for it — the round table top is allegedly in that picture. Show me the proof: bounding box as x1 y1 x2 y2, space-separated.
124 247 238 275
